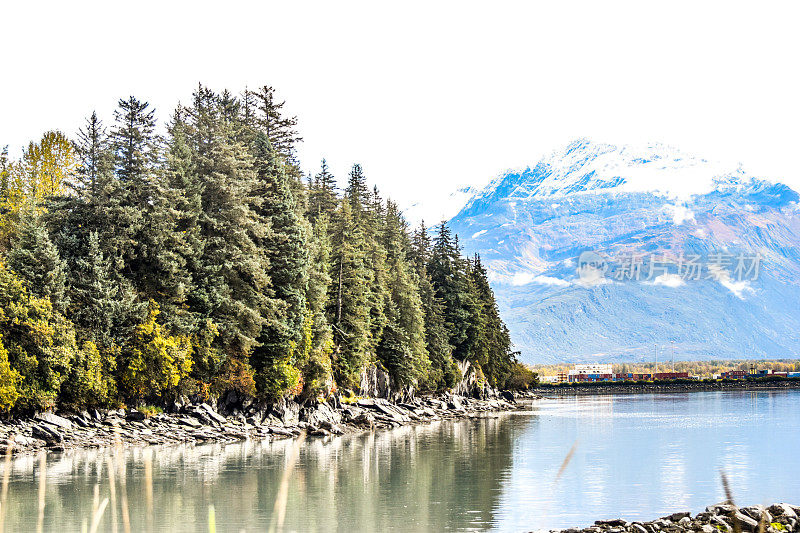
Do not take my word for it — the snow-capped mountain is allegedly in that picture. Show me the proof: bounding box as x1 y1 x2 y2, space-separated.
449 139 800 364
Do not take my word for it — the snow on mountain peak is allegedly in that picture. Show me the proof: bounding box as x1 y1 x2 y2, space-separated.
447 139 800 364
459 139 746 215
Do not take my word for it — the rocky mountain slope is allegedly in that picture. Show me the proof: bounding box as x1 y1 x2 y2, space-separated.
449 140 800 364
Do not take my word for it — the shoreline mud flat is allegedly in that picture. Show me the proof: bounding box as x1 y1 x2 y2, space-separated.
0 391 530 455
542 503 800 533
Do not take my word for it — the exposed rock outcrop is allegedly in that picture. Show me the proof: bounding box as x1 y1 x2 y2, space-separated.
0 391 530 455
544 503 800 533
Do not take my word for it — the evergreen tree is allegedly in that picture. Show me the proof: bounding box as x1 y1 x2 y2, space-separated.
345 164 370 216
307 159 338 221
328 199 372 388
376 201 429 387
68 231 139 348
428 221 474 361
156 107 200 335
250 132 309 397
186 86 272 358
251 85 301 160
410 221 459 389
7 206 67 312
302 215 335 395
363 188 388 355
74 112 113 197
111 95 184 317
469 254 515 387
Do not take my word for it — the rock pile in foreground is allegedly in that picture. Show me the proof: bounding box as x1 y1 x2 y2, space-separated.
0 393 523 455
548 503 800 533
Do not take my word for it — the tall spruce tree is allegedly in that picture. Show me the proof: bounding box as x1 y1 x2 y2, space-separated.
307 159 338 221
376 201 429 387
250 132 309 397
302 214 335 394
109 97 157 294
469 254 515 387
7 206 67 312
428 221 474 362
186 86 272 359
328 198 372 388
410 221 459 389
251 85 302 160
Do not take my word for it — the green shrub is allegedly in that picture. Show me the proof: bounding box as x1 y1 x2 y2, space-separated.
120 301 193 403
505 362 538 390
212 357 256 398
138 405 163 417
0 261 80 410
0 336 21 411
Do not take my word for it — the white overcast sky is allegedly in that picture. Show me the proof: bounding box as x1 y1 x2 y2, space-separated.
1 1 799 223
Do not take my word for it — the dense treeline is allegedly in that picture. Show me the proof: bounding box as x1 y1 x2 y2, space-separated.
0 85 517 412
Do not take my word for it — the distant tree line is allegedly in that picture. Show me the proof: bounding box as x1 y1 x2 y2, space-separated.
534 359 800 379
0 85 518 412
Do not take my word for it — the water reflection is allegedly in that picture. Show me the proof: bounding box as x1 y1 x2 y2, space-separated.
2 413 531 532
2 391 798 532
493 391 800 531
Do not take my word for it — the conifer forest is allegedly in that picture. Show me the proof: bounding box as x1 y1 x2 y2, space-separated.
0 85 517 412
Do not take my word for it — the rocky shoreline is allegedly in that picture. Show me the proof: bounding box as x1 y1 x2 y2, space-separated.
0 391 527 455
531 379 800 396
545 503 800 533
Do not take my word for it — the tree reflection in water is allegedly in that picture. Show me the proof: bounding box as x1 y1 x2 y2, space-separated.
0 412 532 532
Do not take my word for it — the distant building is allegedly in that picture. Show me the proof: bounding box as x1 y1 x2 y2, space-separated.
654 372 689 380
565 364 689 383
567 363 612 382
721 370 748 379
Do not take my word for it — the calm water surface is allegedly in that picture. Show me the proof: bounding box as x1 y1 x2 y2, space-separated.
2 390 799 532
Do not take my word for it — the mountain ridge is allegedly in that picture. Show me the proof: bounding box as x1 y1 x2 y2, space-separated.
448 139 800 364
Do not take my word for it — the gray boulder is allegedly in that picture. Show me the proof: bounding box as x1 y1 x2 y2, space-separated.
301 403 343 427
271 398 300 425
34 412 74 430
499 390 516 404
32 424 63 444
199 403 227 425
769 504 798 519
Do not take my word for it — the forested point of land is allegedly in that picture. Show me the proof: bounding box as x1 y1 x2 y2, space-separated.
0 85 526 413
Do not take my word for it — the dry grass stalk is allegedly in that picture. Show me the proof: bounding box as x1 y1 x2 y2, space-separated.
36 452 46 533
0 435 14 533
89 497 109 533
554 440 578 485
92 483 100 520
268 431 306 533
720 469 741 533
144 449 153 533
208 505 216 533
114 426 131 533
105 456 118 533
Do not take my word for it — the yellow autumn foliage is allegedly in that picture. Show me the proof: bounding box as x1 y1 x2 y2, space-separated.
121 301 194 402
0 131 76 249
